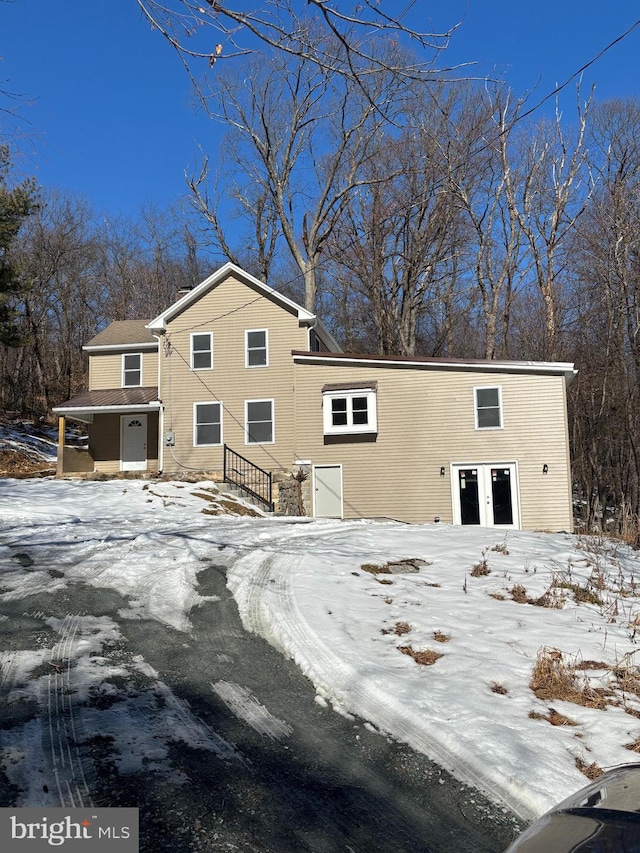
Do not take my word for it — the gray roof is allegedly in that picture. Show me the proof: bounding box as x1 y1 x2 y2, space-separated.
85 321 156 348
292 350 576 383
54 387 159 410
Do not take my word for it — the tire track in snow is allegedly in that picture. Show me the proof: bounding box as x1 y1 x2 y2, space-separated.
2 609 247 807
211 681 292 740
43 614 94 807
0 651 18 694
128 659 247 767
229 524 537 823
228 520 352 647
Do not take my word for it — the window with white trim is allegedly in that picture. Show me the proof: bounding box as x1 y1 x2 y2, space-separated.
474 386 502 429
245 329 268 367
245 399 274 444
191 332 213 370
122 353 142 387
194 402 222 446
322 389 377 435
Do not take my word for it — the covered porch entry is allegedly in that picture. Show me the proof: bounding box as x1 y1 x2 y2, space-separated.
52 388 161 476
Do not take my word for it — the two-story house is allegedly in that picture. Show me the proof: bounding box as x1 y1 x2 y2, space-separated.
53 262 576 531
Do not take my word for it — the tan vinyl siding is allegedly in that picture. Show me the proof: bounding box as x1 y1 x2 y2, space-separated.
147 414 159 463
89 413 159 473
59 446 94 474
293 362 573 531
159 275 308 474
89 350 157 391
89 414 121 471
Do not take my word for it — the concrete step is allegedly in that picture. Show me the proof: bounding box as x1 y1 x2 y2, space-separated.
215 481 275 514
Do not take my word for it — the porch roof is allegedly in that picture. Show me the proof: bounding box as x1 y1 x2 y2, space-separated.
52 387 160 423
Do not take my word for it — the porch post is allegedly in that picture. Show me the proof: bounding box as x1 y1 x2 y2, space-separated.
57 415 65 476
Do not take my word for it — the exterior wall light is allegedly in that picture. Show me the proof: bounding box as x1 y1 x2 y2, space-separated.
542 464 549 474
440 466 446 477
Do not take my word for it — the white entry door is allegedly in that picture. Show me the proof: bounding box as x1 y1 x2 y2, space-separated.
121 415 147 471
452 463 520 529
313 465 343 518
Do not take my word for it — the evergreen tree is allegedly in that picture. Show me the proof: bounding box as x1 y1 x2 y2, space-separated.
0 146 38 346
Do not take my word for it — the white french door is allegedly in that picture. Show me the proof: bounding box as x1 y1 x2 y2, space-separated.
452 463 520 529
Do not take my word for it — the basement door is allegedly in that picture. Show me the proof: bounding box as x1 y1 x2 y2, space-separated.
452 463 520 529
120 414 147 472
313 464 343 519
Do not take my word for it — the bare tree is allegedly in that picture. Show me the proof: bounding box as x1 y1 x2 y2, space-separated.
135 0 463 90
190 41 412 311
97 204 206 323
188 150 281 285
568 98 640 531
512 93 593 361
7 191 99 411
444 88 530 359
2 189 204 414
326 92 464 357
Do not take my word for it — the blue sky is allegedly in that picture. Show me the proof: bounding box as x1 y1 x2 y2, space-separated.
2 1 639 219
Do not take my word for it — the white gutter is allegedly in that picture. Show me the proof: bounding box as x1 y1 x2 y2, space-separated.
51 403 162 425
83 342 158 353
292 352 577 384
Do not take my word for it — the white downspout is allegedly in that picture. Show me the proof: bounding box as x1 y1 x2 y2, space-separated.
152 332 164 474
307 316 317 351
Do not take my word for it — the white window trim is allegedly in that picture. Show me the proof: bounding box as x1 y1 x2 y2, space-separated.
193 401 223 447
190 332 213 371
245 328 269 368
322 389 377 435
474 385 503 430
121 352 142 388
245 398 275 445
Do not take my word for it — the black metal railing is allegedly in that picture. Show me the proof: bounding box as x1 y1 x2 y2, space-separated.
223 444 274 512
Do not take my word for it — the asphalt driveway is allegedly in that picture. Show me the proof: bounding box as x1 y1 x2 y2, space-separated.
0 556 522 853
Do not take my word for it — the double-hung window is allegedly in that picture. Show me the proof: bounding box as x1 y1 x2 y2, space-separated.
474 386 502 429
322 385 377 436
245 329 268 367
194 402 222 446
191 332 213 370
122 353 142 387
245 399 274 444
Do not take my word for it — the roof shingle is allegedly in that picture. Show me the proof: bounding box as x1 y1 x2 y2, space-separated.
85 321 156 348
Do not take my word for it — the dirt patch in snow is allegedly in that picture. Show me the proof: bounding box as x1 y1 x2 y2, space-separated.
0 417 58 478
0 449 55 478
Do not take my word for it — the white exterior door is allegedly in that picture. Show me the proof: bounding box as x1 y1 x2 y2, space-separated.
313 465 343 518
452 463 519 529
121 415 147 472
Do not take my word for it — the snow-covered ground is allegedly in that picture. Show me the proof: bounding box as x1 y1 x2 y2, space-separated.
2 472 640 824
0 419 59 463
